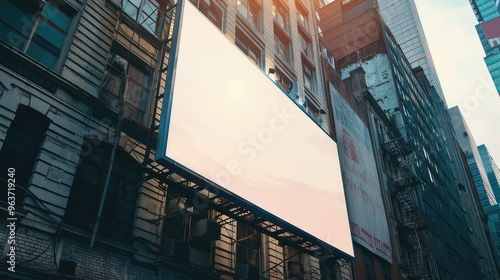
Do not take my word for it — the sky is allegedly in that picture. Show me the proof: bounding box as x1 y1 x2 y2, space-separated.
414 0 500 165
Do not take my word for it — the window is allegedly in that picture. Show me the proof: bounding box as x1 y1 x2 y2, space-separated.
0 106 50 206
272 1 289 33
299 32 312 59
64 140 141 244
235 28 262 68
236 220 260 278
362 249 375 280
296 8 308 31
100 53 152 125
382 261 392 280
162 195 187 241
286 247 304 279
122 0 171 35
0 0 72 69
275 35 291 64
237 0 261 31
198 0 225 30
303 64 315 92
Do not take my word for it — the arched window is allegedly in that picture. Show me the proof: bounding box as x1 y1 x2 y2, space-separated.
0 105 50 206
64 140 142 244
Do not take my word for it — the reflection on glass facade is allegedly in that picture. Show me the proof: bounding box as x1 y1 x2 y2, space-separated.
485 204 500 264
470 0 500 95
376 0 446 102
479 144 500 203
479 144 500 261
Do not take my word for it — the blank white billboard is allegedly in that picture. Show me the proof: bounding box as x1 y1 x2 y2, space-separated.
157 0 353 258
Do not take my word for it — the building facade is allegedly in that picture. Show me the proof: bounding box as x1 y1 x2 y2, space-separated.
0 0 498 280
469 0 500 95
479 144 500 201
375 0 446 103
479 144 500 264
319 1 498 278
0 0 347 279
449 106 500 272
449 106 497 208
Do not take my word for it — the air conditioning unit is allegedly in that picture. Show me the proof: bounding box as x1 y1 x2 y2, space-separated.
163 239 190 262
191 218 221 241
109 54 127 73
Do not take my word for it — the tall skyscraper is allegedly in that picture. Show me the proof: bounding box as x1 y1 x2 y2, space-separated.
479 144 500 201
376 0 446 102
478 144 500 263
469 0 500 95
450 106 497 208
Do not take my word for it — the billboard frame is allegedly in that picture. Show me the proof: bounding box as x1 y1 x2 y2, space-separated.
155 0 354 261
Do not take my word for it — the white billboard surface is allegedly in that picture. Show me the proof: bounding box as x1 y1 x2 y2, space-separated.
331 85 392 262
157 0 353 258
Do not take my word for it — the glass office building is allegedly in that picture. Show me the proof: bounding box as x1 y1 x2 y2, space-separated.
376 0 446 102
479 144 500 205
470 0 500 95
479 145 500 262
450 106 497 208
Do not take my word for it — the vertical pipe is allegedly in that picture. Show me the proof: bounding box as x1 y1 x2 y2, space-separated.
90 70 127 248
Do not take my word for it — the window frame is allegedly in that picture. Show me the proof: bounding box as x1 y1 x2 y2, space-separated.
236 219 261 269
298 31 312 60
0 0 73 70
64 140 142 244
122 0 172 36
190 0 226 31
272 0 289 34
297 10 307 30
302 63 315 93
236 0 261 32
274 33 291 65
100 51 154 126
235 27 263 69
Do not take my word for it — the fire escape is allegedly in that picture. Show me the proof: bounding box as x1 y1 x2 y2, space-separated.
381 127 437 280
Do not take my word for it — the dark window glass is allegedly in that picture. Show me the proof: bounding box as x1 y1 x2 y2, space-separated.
100 56 152 125
64 141 141 244
236 220 260 268
122 0 171 35
0 106 50 206
0 0 72 69
362 249 376 280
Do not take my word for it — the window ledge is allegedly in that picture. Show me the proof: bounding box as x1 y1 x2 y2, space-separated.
273 21 292 42
297 23 311 41
236 15 265 49
301 52 315 71
304 87 321 108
